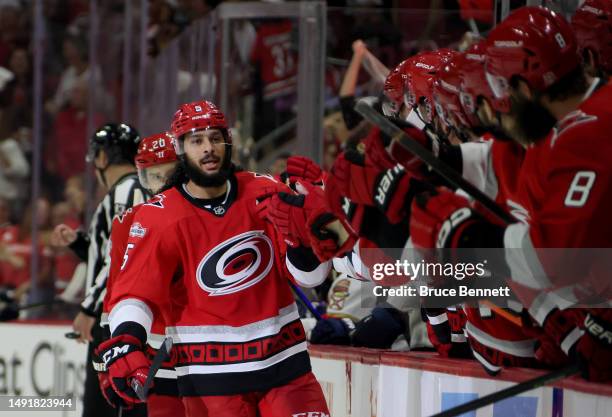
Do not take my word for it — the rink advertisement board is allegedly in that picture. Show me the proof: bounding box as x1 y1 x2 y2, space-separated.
1 322 611 417
0 321 86 417
309 346 612 417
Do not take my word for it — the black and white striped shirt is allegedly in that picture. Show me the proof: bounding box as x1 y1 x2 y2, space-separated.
80 173 148 316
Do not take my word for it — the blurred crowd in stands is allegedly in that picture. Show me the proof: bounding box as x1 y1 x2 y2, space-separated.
0 0 493 325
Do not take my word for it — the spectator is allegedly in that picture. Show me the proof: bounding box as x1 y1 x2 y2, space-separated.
0 48 33 138
0 128 30 214
46 35 101 115
64 174 86 221
0 197 53 302
46 80 103 184
148 0 181 56
0 197 11 230
0 2 26 67
50 201 80 293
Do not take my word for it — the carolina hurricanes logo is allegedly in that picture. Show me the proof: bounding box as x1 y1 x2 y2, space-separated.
196 231 274 296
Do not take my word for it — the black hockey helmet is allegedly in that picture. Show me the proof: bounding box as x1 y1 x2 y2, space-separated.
87 123 141 165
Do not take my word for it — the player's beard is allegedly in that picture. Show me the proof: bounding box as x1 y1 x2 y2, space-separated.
507 94 557 145
182 152 232 188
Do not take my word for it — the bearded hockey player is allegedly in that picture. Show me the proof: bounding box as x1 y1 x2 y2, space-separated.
102 100 330 416
98 132 183 417
409 6 612 381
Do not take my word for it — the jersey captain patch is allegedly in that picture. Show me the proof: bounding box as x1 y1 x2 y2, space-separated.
196 231 274 296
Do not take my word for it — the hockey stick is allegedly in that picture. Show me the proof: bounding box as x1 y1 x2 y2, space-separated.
132 337 173 402
354 98 515 225
430 363 580 417
288 280 323 321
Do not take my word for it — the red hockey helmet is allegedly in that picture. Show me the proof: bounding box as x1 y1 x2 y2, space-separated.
484 6 579 112
433 53 470 128
383 58 411 116
136 132 178 192
170 100 231 155
458 40 508 122
135 132 177 169
572 0 612 73
404 49 457 123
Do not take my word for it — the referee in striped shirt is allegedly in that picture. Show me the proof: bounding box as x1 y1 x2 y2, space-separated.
51 123 148 417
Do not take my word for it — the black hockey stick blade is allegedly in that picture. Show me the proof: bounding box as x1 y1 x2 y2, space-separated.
132 337 173 402
430 363 580 417
354 98 515 225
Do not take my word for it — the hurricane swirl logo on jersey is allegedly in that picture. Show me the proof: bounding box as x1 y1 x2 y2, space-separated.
196 231 274 296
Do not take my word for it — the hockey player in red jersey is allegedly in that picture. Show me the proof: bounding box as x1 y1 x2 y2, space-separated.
98 132 183 417
409 6 612 381
102 100 330 416
571 0 612 78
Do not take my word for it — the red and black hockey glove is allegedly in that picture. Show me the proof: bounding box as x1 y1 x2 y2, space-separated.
363 127 397 170
410 188 504 249
309 317 355 345
96 334 150 406
371 164 424 224
521 308 578 369
329 149 379 206
98 370 130 409
330 150 422 224
284 156 324 186
576 312 612 382
268 184 357 261
92 353 130 409
268 192 317 248
424 307 471 358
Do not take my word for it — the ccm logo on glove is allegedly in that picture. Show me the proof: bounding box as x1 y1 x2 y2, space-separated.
103 344 132 365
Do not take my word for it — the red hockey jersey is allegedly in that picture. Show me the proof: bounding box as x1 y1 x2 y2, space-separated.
108 172 328 396
504 79 612 334
250 20 297 100
102 205 181 396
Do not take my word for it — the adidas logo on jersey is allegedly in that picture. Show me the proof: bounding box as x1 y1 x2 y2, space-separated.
292 413 330 417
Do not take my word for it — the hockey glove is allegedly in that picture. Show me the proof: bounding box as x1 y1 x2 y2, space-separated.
410 188 503 249
351 307 406 349
96 334 150 406
330 150 422 224
372 164 424 224
284 156 324 185
97 369 130 408
329 149 379 206
268 192 316 248
309 317 355 345
363 127 397 170
268 184 357 261
576 312 612 382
